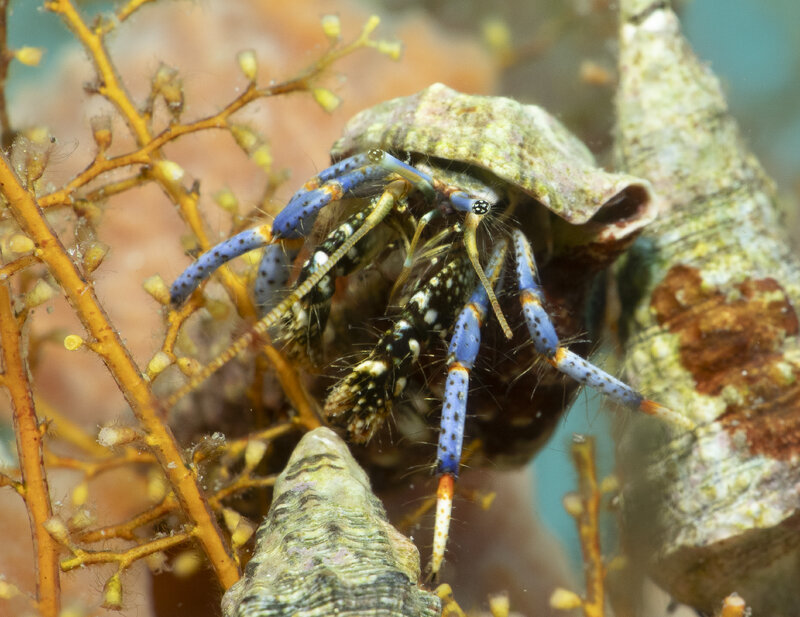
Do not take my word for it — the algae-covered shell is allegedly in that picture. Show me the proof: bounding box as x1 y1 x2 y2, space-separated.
614 1 800 614
332 82 652 227
221 427 440 617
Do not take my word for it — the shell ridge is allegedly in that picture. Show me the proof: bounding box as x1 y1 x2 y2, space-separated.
331 83 653 225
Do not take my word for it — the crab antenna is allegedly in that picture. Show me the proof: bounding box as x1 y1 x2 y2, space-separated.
464 211 512 339
388 209 440 304
165 181 406 408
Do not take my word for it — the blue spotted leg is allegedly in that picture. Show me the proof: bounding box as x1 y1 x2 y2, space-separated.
512 229 690 427
273 148 440 239
170 153 392 307
432 239 508 576
273 154 391 239
171 150 431 307
170 223 273 306
252 244 299 315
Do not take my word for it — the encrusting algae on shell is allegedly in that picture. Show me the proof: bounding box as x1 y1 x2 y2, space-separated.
614 0 800 613
221 427 440 617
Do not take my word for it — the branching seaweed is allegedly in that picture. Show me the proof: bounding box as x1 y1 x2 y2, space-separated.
0 276 60 617
550 435 621 617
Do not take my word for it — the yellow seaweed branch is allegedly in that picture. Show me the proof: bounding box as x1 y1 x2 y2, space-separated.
571 436 605 617
51 423 288 583
116 0 157 24
0 155 241 587
0 0 397 609
44 0 254 316
76 494 178 543
550 435 607 617
0 280 61 617
60 532 190 572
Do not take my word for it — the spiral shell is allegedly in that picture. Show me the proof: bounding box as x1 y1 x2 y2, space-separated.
614 1 800 614
332 82 653 234
221 427 440 617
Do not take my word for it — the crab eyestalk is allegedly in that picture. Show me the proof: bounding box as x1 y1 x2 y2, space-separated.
367 148 436 200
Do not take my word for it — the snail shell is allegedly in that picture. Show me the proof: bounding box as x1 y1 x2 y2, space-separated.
332 82 654 244
615 1 800 614
221 427 440 617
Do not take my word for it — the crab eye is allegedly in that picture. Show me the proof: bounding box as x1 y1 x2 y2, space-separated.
471 199 490 216
449 191 493 216
366 148 385 163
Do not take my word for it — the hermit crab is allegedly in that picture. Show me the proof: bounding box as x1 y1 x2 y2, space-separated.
169 83 691 574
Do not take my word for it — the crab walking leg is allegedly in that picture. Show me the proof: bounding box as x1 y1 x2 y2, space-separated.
432 240 508 576
512 230 695 431
253 244 299 315
172 149 444 309
273 149 436 239
170 224 274 305
285 151 381 201
171 151 427 305
552 348 695 429
273 162 389 238
165 181 409 409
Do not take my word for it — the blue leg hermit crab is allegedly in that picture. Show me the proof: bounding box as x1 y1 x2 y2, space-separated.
168 83 692 575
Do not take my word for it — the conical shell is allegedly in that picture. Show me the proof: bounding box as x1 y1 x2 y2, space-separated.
222 428 440 617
